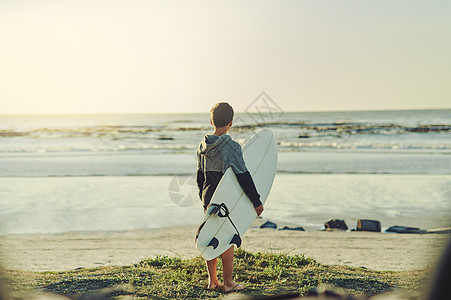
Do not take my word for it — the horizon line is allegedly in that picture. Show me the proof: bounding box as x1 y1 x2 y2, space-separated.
1 107 451 116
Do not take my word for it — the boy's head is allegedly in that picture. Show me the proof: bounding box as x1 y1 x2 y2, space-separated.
210 102 234 128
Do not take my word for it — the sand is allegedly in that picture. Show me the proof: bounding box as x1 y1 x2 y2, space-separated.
1 221 449 272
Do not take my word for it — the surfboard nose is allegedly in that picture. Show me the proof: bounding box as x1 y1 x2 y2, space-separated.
256 128 274 140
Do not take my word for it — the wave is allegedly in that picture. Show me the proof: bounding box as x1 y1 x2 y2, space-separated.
1 143 450 154
278 141 451 151
0 144 197 154
235 122 451 136
1 122 450 139
0 125 208 138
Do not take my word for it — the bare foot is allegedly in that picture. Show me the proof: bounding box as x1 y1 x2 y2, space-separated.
207 281 223 290
223 282 245 292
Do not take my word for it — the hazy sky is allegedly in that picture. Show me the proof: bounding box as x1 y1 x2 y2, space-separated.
1 0 450 114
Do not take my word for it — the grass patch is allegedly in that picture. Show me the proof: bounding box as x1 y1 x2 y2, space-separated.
2 249 430 299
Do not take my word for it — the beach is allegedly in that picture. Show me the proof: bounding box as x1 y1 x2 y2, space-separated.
2 2 451 297
1 111 450 276
1 221 449 273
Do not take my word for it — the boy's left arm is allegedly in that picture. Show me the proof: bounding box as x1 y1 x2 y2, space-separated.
236 171 262 208
196 150 204 201
229 143 262 209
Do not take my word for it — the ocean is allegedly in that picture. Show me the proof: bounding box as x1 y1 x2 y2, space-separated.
0 109 450 235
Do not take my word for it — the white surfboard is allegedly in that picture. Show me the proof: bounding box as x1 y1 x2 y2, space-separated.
196 129 277 260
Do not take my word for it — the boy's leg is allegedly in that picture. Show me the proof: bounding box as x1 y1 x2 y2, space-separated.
206 258 221 289
222 246 245 292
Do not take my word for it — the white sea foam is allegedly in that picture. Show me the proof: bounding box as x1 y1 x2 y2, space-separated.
0 110 450 156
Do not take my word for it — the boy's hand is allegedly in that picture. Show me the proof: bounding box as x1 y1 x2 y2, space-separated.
255 204 264 217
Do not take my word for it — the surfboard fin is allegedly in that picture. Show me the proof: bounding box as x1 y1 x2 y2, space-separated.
207 237 219 249
230 234 242 248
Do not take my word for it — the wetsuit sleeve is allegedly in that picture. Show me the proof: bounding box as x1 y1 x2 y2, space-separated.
228 142 262 208
196 150 204 201
236 171 262 208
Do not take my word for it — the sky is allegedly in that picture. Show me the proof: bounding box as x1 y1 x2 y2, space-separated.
0 0 450 114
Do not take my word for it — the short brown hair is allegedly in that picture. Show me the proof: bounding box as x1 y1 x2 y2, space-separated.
210 102 234 127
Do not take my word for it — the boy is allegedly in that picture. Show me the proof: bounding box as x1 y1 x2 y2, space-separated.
196 102 264 292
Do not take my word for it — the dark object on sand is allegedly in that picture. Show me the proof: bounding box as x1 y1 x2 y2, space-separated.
279 226 305 231
427 227 451 234
324 219 348 231
298 135 310 138
158 136 174 140
356 219 381 232
386 225 427 234
260 221 277 229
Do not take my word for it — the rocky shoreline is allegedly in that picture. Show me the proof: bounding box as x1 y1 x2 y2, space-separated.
259 218 451 234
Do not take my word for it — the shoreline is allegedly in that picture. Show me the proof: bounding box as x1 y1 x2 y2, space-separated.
1 174 450 236
1 222 449 273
